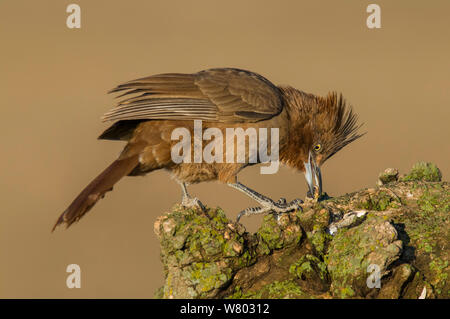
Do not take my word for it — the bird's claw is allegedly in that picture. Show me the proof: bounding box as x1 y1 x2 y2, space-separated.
236 198 303 222
182 196 206 212
306 185 321 200
236 206 263 222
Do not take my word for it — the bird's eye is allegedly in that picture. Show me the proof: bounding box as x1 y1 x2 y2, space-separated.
314 144 322 152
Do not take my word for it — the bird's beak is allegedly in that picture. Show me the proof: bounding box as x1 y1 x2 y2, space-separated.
304 152 322 198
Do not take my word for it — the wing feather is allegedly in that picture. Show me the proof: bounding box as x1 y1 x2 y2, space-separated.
102 68 284 124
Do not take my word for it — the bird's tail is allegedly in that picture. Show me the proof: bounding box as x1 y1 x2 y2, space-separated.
52 154 140 231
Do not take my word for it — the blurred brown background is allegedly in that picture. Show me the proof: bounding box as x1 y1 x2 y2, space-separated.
0 0 449 298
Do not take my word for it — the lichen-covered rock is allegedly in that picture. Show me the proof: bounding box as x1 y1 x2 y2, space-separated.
154 206 255 298
377 264 414 299
289 254 329 290
256 212 303 254
377 168 399 185
327 216 403 298
393 182 449 297
400 162 442 182
155 162 449 299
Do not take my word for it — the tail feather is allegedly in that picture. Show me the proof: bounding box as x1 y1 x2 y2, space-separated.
52 155 140 231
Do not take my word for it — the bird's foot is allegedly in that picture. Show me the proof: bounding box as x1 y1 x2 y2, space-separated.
181 196 206 212
236 198 303 222
271 198 304 214
306 185 322 200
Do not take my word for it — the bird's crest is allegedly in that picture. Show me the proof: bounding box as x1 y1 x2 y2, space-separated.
317 92 365 162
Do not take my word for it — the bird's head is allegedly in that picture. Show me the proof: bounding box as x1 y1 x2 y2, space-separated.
280 89 365 198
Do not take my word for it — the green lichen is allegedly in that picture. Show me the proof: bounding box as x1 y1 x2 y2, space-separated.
163 207 250 264
226 286 262 299
186 262 232 294
391 181 449 298
308 227 333 257
289 254 328 282
397 185 448 256
264 280 311 299
256 213 303 253
227 280 312 299
357 191 401 211
401 162 442 182
297 205 331 233
417 187 447 215
326 216 401 298
157 206 261 298
429 258 448 295
257 215 284 250
338 286 355 298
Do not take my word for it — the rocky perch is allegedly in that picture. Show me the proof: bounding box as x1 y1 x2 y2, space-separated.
154 162 448 299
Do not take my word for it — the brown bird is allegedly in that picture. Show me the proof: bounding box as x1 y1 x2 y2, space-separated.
53 68 364 231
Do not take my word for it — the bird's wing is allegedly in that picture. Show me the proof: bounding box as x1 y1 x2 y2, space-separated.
101 68 284 123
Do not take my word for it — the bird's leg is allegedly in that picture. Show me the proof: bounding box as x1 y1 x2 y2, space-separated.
236 206 267 222
228 182 303 221
178 182 206 211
